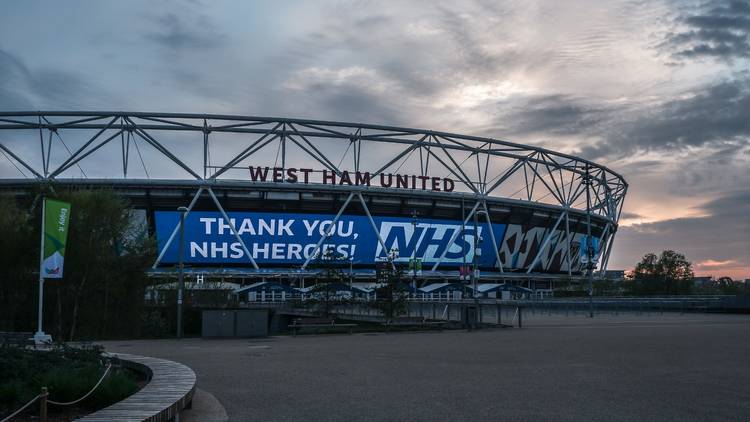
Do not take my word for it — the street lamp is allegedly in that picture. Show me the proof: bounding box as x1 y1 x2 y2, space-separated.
584 166 595 318
410 210 418 296
469 210 486 330
349 254 354 289
472 210 487 300
176 206 188 338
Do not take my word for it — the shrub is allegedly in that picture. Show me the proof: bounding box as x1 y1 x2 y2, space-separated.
0 345 138 417
91 368 137 408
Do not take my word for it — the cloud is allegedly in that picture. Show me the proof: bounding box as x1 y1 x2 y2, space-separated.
619 212 646 220
280 66 409 125
0 49 33 109
578 76 750 159
491 94 616 138
610 189 750 278
696 259 737 267
0 48 103 110
664 0 750 61
144 12 225 50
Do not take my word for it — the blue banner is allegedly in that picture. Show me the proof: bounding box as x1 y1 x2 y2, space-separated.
155 211 506 267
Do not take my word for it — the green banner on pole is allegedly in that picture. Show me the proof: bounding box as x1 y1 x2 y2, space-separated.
42 199 71 279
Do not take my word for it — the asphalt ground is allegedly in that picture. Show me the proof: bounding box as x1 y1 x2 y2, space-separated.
99 313 750 422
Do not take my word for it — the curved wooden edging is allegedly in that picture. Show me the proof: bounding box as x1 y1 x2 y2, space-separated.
76 353 196 422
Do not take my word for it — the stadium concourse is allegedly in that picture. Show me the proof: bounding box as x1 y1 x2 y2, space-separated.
0 112 627 290
99 313 750 422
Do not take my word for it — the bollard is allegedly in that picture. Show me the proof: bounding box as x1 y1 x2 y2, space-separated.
518 306 523 328
40 387 48 422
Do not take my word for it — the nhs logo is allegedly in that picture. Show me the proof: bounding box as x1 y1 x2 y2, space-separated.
375 222 505 265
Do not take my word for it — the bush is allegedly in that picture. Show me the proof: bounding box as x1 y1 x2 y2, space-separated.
0 382 21 406
91 368 138 408
0 345 138 417
141 309 171 338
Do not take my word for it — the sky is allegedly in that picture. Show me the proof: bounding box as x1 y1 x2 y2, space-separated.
0 0 748 279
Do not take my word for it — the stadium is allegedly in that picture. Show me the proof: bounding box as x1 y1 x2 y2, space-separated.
0 111 628 294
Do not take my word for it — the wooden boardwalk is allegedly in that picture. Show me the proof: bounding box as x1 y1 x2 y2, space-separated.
77 353 196 422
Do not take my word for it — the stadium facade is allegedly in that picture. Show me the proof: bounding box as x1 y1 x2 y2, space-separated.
0 112 627 286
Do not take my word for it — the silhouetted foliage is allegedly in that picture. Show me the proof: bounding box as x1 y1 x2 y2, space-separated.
627 250 694 295
307 248 351 316
371 260 409 321
0 190 155 339
0 344 137 417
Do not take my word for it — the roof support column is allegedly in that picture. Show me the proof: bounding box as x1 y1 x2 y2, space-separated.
356 192 397 271
526 211 566 274
300 192 355 270
430 199 481 272
152 187 204 269
207 187 260 270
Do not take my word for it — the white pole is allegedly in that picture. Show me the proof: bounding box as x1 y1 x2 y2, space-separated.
34 197 51 344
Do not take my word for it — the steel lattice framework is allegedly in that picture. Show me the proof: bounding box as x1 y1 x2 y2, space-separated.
0 111 627 278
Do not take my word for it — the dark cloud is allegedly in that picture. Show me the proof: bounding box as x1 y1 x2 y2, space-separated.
144 12 225 50
0 48 99 110
665 1 750 60
619 211 646 220
435 6 504 75
282 79 407 126
493 94 615 138
0 49 33 109
611 190 750 274
580 77 750 158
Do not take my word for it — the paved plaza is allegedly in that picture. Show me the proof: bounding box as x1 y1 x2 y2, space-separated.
99 313 750 421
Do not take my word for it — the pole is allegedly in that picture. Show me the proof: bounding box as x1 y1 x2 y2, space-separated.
585 165 594 318
411 210 417 295
461 196 466 282
472 210 478 299
471 209 480 329
34 196 51 344
177 206 187 338
40 387 48 422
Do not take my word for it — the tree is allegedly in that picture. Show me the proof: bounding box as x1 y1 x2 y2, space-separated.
0 190 155 339
307 247 350 316
371 258 409 322
0 198 38 331
629 250 694 295
55 190 155 340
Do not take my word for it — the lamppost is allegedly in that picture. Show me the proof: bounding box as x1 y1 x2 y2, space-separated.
469 210 485 330
176 206 188 338
472 210 487 300
349 254 354 289
584 165 595 318
410 210 418 296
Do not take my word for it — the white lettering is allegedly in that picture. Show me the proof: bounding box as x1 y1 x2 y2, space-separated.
253 243 270 259
230 242 243 258
211 242 229 258
319 220 334 236
288 243 303 260
272 243 285 259
218 218 236 235
303 220 319 236
258 219 275 236
339 221 353 237
237 218 256 235
190 241 208 258
303 244 318 258
199 217 216 235
278 219 294 236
